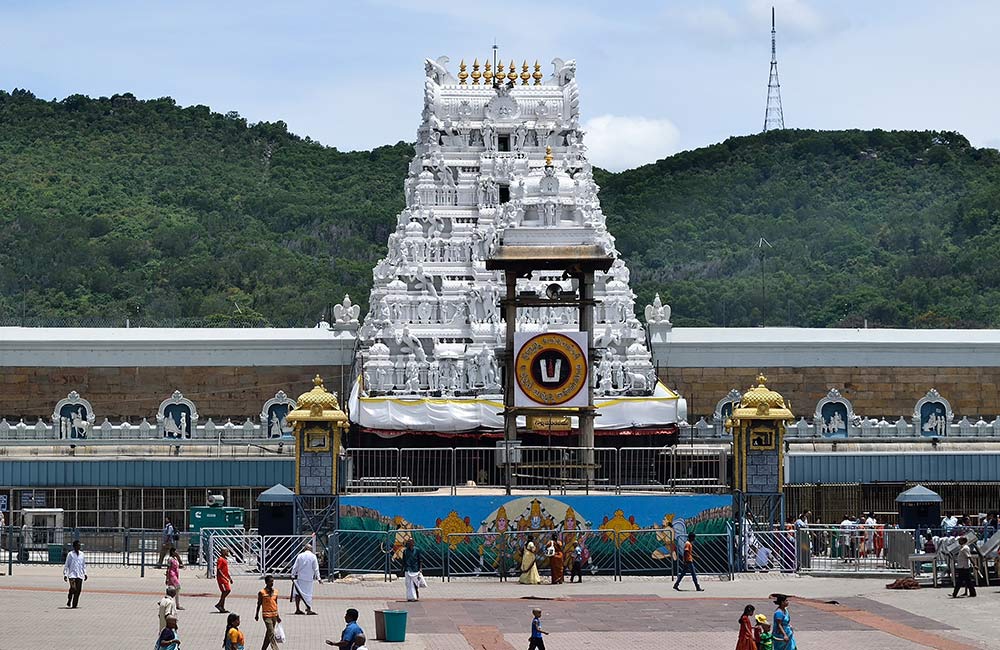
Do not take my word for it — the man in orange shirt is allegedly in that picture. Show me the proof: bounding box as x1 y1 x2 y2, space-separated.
672 532 704 592
255 574 281 650
215 548 234 613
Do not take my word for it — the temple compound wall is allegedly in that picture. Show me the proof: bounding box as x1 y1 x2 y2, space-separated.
0 326 357 421
661 367 1000 420
647 325 1000 421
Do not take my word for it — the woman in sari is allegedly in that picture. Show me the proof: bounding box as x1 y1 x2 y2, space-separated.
519 541 541 585
548 534 565 584
772 594 797 650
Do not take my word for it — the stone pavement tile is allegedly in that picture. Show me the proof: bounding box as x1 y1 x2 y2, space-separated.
837 596 959 630
865 586 1000 650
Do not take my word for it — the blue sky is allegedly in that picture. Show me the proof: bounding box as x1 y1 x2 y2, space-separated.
2 0 999 170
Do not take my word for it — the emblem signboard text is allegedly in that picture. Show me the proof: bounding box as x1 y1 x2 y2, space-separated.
513 332 589 408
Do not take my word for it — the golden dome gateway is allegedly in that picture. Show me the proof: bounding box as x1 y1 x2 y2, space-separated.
286 375 349 425
729 374 793 422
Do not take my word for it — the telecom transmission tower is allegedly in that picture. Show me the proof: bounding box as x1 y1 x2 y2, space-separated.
763 6 785 131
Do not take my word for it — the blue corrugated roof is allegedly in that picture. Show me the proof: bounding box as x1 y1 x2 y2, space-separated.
0 459 294 487
788 453 1000 484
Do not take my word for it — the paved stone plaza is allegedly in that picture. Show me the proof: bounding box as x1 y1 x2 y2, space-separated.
1 566 995 649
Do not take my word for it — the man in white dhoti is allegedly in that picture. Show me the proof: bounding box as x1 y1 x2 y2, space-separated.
291 543 321 615
401 538 423 602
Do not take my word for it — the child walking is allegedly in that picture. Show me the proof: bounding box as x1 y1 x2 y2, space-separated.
528 608 549 650
755 614 773 650
223 613 245 650
735 604 757 650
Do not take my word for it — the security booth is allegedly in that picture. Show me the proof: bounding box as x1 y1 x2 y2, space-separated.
21 508 66 562
257 484 296 536
896 485 942 533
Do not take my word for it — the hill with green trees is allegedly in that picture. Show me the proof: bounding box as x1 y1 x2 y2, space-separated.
2 89 999 328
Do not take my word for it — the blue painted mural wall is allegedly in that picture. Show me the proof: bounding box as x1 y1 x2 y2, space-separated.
340 494 732 534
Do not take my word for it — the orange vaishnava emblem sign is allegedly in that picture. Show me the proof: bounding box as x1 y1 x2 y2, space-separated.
514 333 587 405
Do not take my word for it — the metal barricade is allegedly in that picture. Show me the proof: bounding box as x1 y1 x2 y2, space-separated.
203 528 261 576
740 528 799 573
445 531 504 579
616 448 662 489
399 448 453 493
688 529 734 578
344 448 401 494
453 447 501 489
342 445 729 493
260 534 316 577
329 529 390 576
616 529 675 577
378 527 446 577
796 525 914 573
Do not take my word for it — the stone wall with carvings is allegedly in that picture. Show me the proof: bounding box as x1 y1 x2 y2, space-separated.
0 365 350 422
658 366 1000 420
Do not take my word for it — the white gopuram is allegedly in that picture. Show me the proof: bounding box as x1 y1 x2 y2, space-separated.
349 56 686 435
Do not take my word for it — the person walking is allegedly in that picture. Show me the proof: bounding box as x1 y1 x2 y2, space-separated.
158 586 178 632
518 541 540 585
223 612 245 650
255 574 282 650
772 594 797 650
156 615 180 650
735 604 757 650
950 536 977 598
570 542 583 583
755 614 773 650
547 534 564 585
672 532 703 592
527 607 548 650
165 546 184 610
62 539 87 608
157 517 177 568
290 543 321 615
402 538 423 602
326 608 364 649
215 548 234 613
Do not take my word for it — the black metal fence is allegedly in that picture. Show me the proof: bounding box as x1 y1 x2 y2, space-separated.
330 526 737 581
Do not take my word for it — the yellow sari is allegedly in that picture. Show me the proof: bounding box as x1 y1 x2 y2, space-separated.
519 547 540 584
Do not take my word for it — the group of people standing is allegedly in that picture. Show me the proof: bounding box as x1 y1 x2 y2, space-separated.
736 595 797 650
517 534 585 585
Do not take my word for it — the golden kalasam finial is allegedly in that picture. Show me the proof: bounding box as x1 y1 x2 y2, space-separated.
507 59 517 82
458 59 468 84
533 60 543 85
484 59 493 84
520 60 530 85
495 59 504 80
471 58 481 85
756 373 768 386
313 374 325 388
545 146 553 166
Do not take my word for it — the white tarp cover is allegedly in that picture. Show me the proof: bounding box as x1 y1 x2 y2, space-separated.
348 380 684 434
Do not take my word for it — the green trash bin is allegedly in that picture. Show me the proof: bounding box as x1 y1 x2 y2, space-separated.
382 609 408 642
48 544 64 563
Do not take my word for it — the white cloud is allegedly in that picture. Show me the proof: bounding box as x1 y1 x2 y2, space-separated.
583 115 681 172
